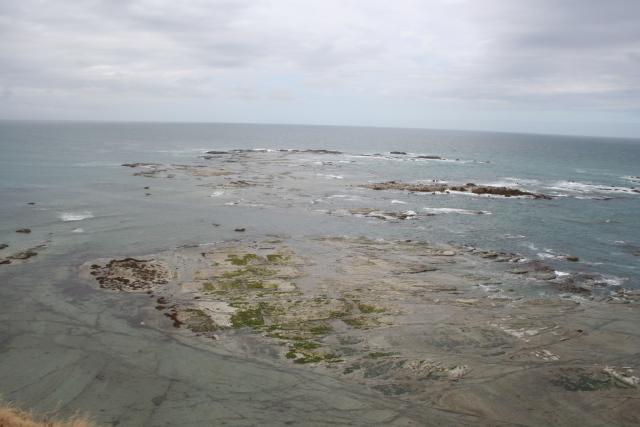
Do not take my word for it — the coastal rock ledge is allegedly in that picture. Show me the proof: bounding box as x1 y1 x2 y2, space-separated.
361 181 551 199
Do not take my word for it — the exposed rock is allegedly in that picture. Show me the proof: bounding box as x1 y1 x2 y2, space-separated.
0 244 8 250
90 258 170 291
348 208 417 221
509 261 556 280
122 162 161 168
205 150 229 155
566 255 580 262
226 180 254 188
402 266 438 274
390 151 407 155
286 149 342 154
415 155 443 160
553 272 623 296
361 181 551 199
15 228 31 234
9 249 38 260
234 228 246 232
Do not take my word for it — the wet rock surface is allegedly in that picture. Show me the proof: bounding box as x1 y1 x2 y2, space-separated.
4 147 638 426
0 243 47 266
362 181 552 199
83 235 640 426
89 258 170 291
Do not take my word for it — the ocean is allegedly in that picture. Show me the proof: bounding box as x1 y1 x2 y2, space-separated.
1 120 640 425
2 121 639 287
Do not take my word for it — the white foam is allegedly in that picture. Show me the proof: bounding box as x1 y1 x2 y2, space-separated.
601 276 626 287
72 228 84 233
209 191 225 197
60 211 94 221
391 199 407 204
316 174 344 180
623 175 640 183
327 194 363 201
423 207 491 215
547 180 638 195
538 252 561 260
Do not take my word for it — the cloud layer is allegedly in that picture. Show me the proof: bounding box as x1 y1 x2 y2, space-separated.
1 0 639 136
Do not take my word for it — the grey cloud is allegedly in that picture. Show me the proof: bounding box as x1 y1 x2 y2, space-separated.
0 0 639 125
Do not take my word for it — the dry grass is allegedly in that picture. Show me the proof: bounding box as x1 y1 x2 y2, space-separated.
0 403 94 427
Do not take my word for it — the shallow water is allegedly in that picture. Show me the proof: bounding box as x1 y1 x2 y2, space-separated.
1 121 639 425
2 121 638 285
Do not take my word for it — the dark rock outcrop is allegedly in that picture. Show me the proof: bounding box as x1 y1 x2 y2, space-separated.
415 155 443 160
361 181 551 199
90 258 169 291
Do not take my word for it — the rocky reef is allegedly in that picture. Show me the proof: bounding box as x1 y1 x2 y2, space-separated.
82 235 640 425
361 181 551 199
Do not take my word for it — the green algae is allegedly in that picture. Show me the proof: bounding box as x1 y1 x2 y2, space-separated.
358 303 385 314
230 305 265 328
309 324 333 334
266 254 290 264
368 352 395 358
343 317 369 329
226 253 258 266
221 265 277 279
551 369 614 391
292 341 321 350
182 309 217 333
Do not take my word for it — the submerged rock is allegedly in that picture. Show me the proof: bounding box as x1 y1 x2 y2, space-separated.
9 249 38 260
0 243 8 250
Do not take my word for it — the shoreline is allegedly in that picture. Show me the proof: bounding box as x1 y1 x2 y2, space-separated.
1 145 639 425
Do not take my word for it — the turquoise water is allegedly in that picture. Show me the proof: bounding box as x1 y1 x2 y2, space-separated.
2 120 638 288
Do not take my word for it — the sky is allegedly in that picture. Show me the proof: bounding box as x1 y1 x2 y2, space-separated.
1 0 639 138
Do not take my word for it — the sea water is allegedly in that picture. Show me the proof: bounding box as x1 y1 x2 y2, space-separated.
1 121 638 287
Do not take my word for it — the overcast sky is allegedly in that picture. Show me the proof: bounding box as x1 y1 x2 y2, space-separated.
1 0 639 137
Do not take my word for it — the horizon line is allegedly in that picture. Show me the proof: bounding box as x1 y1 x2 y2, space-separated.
1 117 639 142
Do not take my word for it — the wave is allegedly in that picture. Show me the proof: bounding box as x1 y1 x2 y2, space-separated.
423 207 491 215
546 180 639 196
59 211 94 221
316 174 344 180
